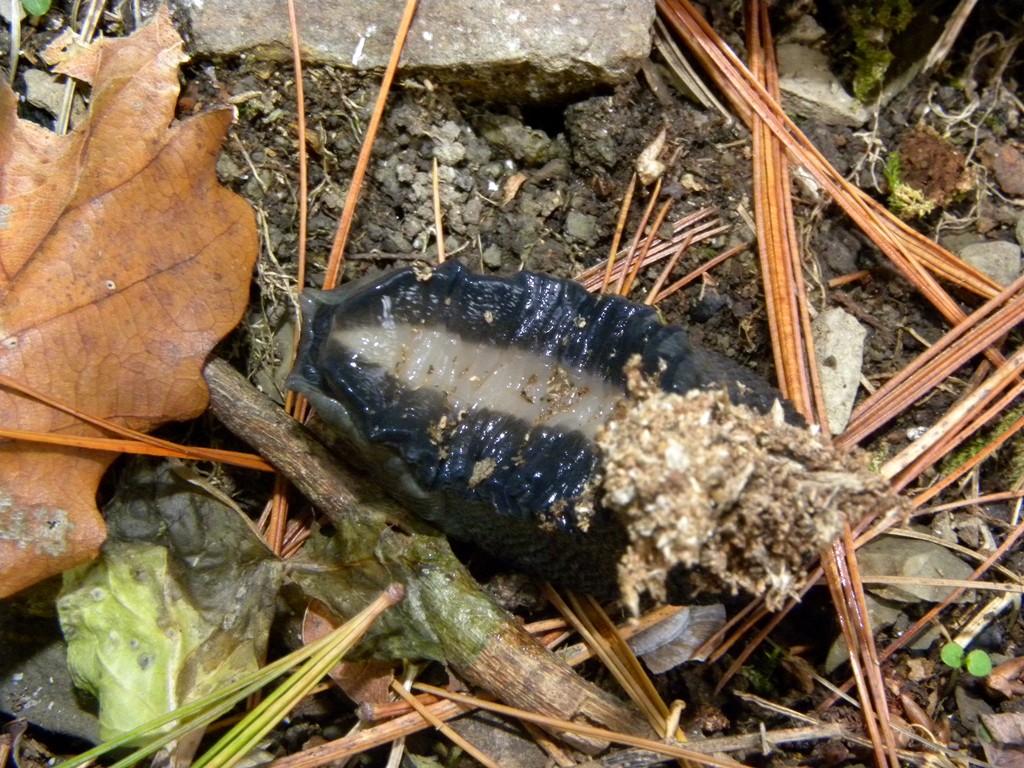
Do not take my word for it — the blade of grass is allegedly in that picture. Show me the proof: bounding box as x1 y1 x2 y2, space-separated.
191 585 403 768
56 588 399 768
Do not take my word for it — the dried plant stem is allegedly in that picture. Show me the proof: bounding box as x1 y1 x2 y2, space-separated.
270 699 472 768
432 157 446 263
645 232 692 305
577 208 724 292
603 173 638 293
621 199 672 296
823 516 1024 709
822 537 894 768
614 178 663 294
323 0 419 290
546 588 678 740
923 0 980 73
390 681 499 768
414 684 744 768
839 272 1024 448
915 410 1024 507
926 490 1024 513
881 339 1024 488
0 372 271 471
285 0 308 286
746 1 825 427
657 0 1002 339
653 240 746 304
0 426 271 471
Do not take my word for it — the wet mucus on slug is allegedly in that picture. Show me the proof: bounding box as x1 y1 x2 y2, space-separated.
287 260 787 596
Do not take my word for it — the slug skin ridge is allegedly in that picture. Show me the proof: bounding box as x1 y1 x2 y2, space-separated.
288 260 789 596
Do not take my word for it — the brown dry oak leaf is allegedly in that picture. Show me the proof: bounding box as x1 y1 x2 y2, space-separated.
0 9 257 597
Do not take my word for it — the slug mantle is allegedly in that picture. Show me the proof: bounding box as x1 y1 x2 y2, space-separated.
287 260 877 602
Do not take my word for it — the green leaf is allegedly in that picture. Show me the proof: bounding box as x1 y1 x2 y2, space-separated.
940 642 965 669
59 544 206 741
57 460 283 743
20 0 51 15
965 649 993 677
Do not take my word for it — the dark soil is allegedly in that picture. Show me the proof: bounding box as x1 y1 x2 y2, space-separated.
4 1 1024 766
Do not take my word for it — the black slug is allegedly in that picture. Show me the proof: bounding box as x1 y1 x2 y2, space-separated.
288 260 789 595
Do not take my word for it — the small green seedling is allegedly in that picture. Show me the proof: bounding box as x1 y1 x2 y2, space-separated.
941 642 993 677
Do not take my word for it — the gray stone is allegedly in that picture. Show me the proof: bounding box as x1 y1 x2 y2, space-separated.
477 114 555 165
22 68 88 127
481 244 504 269
777 15 826 45
776 43 870 127
812 307 866 435
940 232 985 255
1015 213 1024 251
184 0 655 103
959 240 1022 287
564 210 598 245
858 534 974 604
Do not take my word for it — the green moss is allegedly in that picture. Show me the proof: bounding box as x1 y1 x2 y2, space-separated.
741 646 785 698
940 402 1024 478
844 0 915 102
883 151 935 219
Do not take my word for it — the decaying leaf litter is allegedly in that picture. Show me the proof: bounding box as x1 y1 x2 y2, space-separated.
2 1 1024 767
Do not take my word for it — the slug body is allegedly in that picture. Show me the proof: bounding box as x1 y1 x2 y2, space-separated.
288 260 785 594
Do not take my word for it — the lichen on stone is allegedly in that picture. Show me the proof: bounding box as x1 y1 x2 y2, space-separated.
597 360 908 614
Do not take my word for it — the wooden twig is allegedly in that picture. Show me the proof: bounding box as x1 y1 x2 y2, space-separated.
202 357 648 753
575 725 846 767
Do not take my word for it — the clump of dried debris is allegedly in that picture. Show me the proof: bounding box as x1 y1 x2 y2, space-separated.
598 362 908 614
